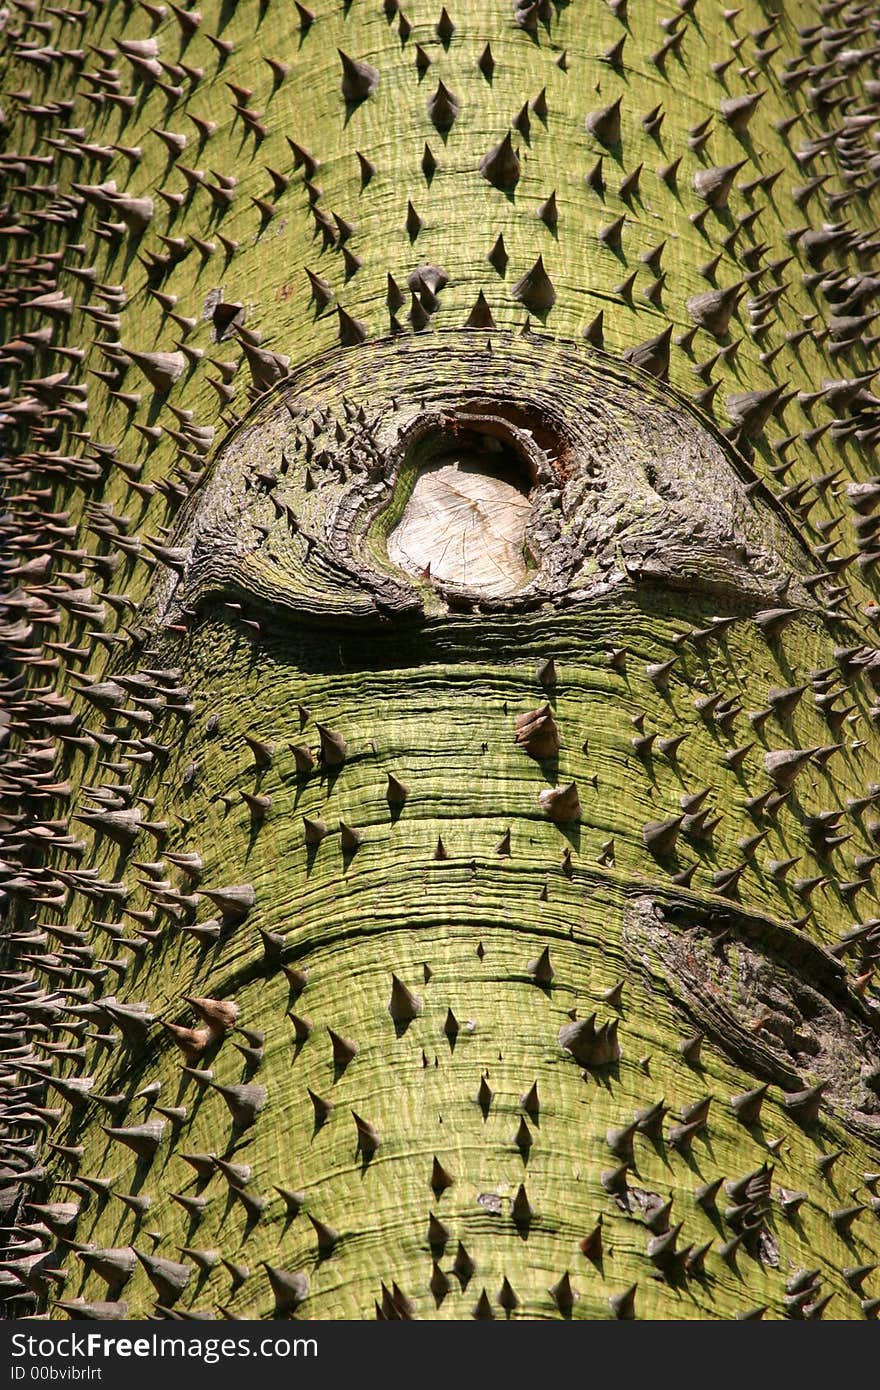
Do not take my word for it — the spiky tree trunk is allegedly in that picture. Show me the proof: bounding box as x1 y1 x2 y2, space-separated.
2 0 880 1323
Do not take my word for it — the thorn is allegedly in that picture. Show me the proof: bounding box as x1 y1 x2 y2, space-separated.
329 1029 358 1067
317 723 346 766
406 201 424 240
308 1215 339 1255
538 782 580 823
357 150 376 186
479 131 520 190
580 1220 602 1262
585 96 622 145
386 773 409 806
512 256 556 314
678 1032 704 1065
527 945 553 985
465 291 496 329
478 42 495 79
453 1242 475 1284
537 191 558 230
352 1111 380 1157
308 1088 333 1126
609 1285 637 1319
642 816 684 856
388 974 421 1022
427 80 459 131
511 1184 531 1228
782 1081 826 1125
431 1156 454 1195
558 1015 620 1066
583 311 604 347
336 306 368 347
488 234 508 274
339 822 363 853
339 50 379 102
263 1265 309 1314
498 1277 519 1313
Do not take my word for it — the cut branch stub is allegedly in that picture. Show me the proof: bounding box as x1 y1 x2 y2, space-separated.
140 335 811 638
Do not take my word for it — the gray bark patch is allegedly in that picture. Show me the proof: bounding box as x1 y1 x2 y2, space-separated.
623 895 880 1131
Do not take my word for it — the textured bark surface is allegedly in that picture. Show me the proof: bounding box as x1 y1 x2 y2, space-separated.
2 0 880 1323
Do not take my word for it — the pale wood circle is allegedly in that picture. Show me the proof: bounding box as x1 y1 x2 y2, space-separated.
387 451 533 595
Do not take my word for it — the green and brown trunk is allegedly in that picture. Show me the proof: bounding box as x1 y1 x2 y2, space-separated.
2 0 880 1322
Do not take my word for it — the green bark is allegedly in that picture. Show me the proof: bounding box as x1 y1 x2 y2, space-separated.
2 0 880 1322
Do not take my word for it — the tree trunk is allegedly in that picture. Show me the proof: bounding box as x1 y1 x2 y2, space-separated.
2 0 880 1322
